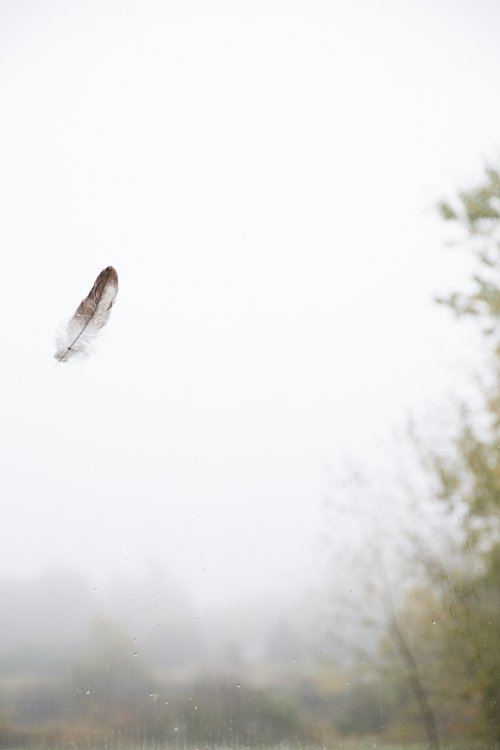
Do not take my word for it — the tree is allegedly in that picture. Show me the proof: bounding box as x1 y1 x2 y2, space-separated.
321 163 500 746
414 165 500 741
70 617 159 724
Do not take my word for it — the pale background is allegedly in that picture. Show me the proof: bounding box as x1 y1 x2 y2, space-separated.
1 0 498 608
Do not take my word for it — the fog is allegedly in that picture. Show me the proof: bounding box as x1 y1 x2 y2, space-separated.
1 0 499 613
0 564 315 672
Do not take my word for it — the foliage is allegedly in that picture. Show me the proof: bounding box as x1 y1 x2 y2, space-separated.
319 164 500 746
437 166 500 341
388 165 500 743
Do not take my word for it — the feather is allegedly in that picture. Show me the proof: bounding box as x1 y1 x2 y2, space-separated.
55 266 119 362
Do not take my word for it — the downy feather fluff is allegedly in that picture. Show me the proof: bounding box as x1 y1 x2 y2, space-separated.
55 266 119 362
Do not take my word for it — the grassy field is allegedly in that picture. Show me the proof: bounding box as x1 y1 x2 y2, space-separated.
2 739 500 750
2 740 500 750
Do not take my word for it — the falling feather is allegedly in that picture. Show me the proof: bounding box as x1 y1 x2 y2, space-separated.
55 266 119 362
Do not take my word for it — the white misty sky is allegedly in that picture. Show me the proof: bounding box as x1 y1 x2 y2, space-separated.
1 0 499 607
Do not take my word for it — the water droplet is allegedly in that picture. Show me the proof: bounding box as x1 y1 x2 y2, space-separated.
133 652 138 657
236 683 241 688
174 727 178 732
432 619 437 625
86 690 91 695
